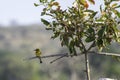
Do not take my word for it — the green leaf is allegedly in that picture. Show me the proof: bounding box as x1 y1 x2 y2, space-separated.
100 5 102 12
114 5 120 9
69 40 74 47
41 12 46 16
60 34 63 41
85 10 94 13
79 0 86 5
39 0 47 3
50 0 55 3
111 3 118 8
52 21 58 27
63 34 69 46
34 3 39 7
116 12 120 18
85 10 97 18
45 27 52 30
98 27 106 37
88 0 95 4
105 38 112 44
68 40 74 54
97 39 103 46
68 46 73 54
39 0 42 2
41 18 51 26
85 37 95 42
43 8 47 12
73 47 77 56
96 39 104 51
91 12 98 18
74 38 80 47
115 10 120 18
51 31 60 39
68 40 77 56
87 27 94 33
111 0 120 1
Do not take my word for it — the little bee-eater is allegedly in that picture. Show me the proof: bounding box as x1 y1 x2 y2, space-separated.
34 48 42 63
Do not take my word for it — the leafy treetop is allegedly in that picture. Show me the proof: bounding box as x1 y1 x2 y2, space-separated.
35 0 120 56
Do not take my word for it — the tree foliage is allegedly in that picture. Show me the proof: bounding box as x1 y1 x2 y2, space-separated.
35 0 120 79
35 0 120 55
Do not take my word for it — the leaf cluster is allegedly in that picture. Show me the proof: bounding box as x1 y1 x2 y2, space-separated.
36 0 120 55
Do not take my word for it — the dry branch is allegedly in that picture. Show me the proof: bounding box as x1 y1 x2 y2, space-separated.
89 51 120 57
24 51 120 62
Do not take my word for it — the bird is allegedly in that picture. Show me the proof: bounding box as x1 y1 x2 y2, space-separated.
34 48 42 63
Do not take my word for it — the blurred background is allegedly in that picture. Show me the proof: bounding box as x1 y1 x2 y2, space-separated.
0 0 120 80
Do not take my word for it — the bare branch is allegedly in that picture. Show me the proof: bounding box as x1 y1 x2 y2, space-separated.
24 51 120 61
50 55 66 64
41 51 120 59
45 52 85 57
41 53 69 58
89 51 120 57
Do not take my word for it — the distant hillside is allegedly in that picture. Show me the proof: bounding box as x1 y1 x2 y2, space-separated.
0 25 61 54
0 25 120 80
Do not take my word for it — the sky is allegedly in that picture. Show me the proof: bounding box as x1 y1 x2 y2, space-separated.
0 0 103 26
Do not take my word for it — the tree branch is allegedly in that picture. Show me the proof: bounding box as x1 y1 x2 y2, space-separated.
24 52 83 61
89 51 120 57
50 55 66 64
24 51 120 62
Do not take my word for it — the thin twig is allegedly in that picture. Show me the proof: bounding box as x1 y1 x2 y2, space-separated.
41 53 68 58
50 53 85 63
50 52 85 63
50 55 67 64
50 53 69 63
